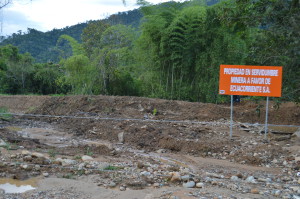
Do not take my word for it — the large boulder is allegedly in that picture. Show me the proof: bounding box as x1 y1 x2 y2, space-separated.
0 139 6 147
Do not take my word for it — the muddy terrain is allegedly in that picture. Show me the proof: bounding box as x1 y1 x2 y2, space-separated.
0 95 299 199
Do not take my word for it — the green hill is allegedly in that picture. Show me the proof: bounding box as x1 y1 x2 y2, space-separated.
0 9 143 63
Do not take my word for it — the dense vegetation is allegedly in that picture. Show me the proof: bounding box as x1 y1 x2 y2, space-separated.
0 0 299 103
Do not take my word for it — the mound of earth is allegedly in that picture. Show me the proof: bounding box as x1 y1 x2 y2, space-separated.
0 95 298 124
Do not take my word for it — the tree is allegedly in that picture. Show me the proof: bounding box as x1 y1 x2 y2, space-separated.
0 0 11 9
135 1 248 102
62 54 96 94
6 52 34 93
0 0 33 9
32 63 68 94
90 24 138 95
219 0 300 101
81 21 110 57
57 34 84 57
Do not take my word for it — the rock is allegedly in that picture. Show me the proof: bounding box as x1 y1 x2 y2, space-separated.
230 175 239 181
245 176 257 183
55 158 77 166
137 162 145 169
34 157 50 165
97 163 110 170
282 176 292 182
14 173 29 180
206 172 224 179
295 157 300 162
153 183 160 188
119 186 126 191
10 154 17 158
141 171 151 176
35 165 41 171
170 196 180 199
21 150 31 156
196 182 204 188
251 188 259 194
0 139 6 147
156 149 167 153
258 178 272 183
273 190 281 196
170 172 181 182
181 175 190 182
294 128 300 138
211 181 218 185
24 155 33 162
290 186 300 192
108 182 117 188
21 164 29 170
43 172 49 177
52 158 62 165
283 195 292 199
144 194 154 199
118 132 124 143
298 179 300 184
78 163 86 170
32 152 46 159
0 188 4 195
183 181 195 188
81 155 93 161
227 183 238 191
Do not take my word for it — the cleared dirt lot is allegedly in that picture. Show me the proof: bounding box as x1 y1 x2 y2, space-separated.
0 95 299 199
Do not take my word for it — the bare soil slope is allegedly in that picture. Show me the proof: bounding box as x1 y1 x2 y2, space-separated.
1 95 298 124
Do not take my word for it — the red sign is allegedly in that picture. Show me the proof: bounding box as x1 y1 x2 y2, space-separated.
219 65 282 97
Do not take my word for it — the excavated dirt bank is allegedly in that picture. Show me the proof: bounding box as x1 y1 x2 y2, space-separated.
0 95 299 124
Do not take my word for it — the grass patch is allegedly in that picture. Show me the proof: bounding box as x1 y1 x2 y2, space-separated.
85 147 93 156
62 173 76 179
74 155 81 160
1 142 18 150
27 106 37 112
0 107 12 121
48 149 57 158
152 108 157 116
50 94 66 97
104 165 120 170
6 126 22 131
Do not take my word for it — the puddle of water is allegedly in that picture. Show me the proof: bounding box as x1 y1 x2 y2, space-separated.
0 178 37 194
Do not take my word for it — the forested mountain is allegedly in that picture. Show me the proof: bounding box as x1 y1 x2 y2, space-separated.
0 0 299 103
0 9 143 63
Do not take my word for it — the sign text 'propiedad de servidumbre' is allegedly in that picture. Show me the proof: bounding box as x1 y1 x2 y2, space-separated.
219 65 282 97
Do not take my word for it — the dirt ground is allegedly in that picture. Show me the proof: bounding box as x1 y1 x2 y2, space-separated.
0 95 299 199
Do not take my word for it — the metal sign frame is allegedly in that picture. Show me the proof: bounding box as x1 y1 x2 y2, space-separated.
219 65 283 140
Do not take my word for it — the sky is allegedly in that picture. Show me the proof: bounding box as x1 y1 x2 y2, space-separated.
1 0 179 36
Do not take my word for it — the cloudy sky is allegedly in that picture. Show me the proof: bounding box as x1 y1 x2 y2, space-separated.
1 0 178 36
